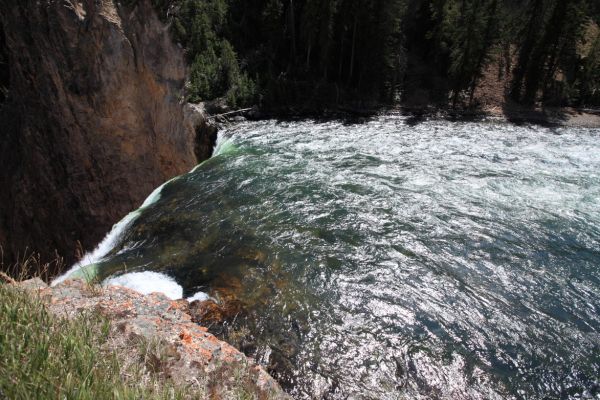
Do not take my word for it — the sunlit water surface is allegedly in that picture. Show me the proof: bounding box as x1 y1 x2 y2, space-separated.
84 117 600 399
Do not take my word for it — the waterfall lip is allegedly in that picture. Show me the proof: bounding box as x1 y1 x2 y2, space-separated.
52 131 230 291
191 130 235 173
51 178 171 287
103 271 184 300
51 209 142 286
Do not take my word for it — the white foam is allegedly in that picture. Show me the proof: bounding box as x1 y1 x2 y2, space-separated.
212 131 238 156
54 130 229 286
52 177 179 286
52 210 141 285
212 132 229 155
191 131 233 173
103 271 183 300
187 291 210 302
141 181 167 208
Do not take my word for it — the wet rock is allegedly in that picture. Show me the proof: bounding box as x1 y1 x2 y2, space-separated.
230 115 247 123
189 300 225 324
189 298 244 325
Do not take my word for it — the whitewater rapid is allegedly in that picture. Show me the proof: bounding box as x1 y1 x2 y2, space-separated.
51 117 600 399
51 132 234 300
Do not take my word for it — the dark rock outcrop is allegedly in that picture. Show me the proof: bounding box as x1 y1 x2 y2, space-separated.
0 0 211 270
184 102 219 161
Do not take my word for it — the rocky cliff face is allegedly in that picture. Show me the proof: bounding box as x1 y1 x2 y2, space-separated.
0 0 212 270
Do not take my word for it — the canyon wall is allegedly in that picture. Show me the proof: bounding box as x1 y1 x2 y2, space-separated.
0 0 211 270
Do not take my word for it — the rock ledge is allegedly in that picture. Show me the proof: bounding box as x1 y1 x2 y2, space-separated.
18 278 289 399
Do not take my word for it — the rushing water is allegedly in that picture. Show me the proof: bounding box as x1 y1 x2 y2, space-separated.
61 116 600 399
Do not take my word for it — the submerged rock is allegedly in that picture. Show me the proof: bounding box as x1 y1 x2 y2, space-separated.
189 298 244 325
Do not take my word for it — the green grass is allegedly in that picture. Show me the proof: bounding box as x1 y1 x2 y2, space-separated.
0 249 284 400
0 284 191 400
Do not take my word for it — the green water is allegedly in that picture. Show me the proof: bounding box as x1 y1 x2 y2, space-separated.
72 117 600 399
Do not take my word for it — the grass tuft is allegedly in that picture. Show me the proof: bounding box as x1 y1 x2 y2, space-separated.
0 284 189 400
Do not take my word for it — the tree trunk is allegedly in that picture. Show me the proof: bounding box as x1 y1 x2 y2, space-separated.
523 0 567 105
348 14 358 84
338 29 346 80
469 0 497 107
503 42 511 78
510 0 544 102
288 0 297 64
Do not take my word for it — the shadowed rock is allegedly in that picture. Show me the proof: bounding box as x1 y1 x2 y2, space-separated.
0 0 216 270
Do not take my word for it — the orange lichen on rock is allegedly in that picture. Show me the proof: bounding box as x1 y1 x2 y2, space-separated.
179 330 193 345
22 278 289 399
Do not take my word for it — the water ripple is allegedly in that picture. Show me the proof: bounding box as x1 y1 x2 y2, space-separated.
91 117 599 399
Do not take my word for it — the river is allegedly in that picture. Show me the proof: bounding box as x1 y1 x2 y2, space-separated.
57 116 600 399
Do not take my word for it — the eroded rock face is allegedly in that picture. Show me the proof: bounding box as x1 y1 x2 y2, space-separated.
0 0 207 269
185 102 219 161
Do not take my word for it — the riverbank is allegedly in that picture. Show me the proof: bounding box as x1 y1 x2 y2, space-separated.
215 100 600 128
396 105 600 128
0 276 289 399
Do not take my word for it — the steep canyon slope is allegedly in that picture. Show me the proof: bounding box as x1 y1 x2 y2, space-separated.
0 0 211 270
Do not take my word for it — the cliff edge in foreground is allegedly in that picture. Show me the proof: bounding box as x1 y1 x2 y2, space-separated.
0 0 212 269
10 278 289 399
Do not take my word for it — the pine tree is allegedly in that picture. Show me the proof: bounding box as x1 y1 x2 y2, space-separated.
376 0 407 101
142 0 600 108
436 0 499 108
578 31 600 105
509 0 548 103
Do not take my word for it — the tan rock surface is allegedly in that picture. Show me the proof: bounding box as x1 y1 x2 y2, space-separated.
21 278 289 399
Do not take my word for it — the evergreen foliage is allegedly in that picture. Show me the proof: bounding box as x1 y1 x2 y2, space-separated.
577 30 600 105
129 0 600 108
167 0 257 106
